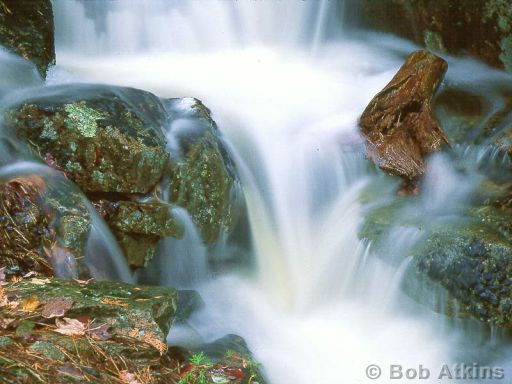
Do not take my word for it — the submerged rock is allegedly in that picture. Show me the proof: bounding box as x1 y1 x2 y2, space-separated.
359 50 448 190
166 98 243 244
5 84 169 195
357 0 512 73
0 0 55 78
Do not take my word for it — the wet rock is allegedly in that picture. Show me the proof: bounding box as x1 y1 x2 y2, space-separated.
0 276 182 383
0 0 55 77
166 98 243 244
359 50 449 189
94 199 184 269
4 277 177 339
5 84 169 195
357 0 512 73
414 221 512 327
0 176 91 279
98 199 183 238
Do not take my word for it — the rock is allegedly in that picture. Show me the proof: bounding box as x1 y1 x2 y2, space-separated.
0 276 182 383
0 175 91 279
357 0 512 73
0 0 55 78
94 199 184 269
166 98 243 244
4 277 177 339
414 220 512 327
359 50 449 189
5 84 169 195
97 199 183 238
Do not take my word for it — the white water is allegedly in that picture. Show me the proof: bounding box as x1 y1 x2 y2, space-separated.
50 1 512 383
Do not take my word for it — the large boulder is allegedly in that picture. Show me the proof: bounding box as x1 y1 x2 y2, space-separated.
166 98 243 245
0 0 55 77
357 0 512 73
4 84 170 195
359 50 449 191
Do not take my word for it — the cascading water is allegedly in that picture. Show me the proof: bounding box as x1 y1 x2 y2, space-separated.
47 1 512 383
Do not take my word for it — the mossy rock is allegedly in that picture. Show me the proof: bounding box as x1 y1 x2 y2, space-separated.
116 232 160 269
4 84 170 195
414 223 512 327
166 98 242 244
0 277 182 383
0 0 55 78
358 0 512 73
4 278 178 339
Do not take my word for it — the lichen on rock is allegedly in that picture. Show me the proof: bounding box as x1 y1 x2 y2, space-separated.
166 98 243 244
4 84 170 195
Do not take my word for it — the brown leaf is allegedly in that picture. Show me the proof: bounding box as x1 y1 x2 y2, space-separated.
87 322 112 341
0 317 17 329
119 370 141 384
42 297 74 319
30 278 51 285
20 295 41 312
54 317 86 336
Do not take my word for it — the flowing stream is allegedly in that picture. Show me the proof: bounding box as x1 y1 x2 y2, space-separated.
40 1 512 382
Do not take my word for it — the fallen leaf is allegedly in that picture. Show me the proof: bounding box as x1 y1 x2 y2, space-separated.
54 318 86 336
20 295 41 312
100 298 128 307
0 317 17 329
87 322 112 340
58 364 84 380
30 278 51 285
119 370 141 384
42 297 74 318
22 271 38 279
72 278 94 285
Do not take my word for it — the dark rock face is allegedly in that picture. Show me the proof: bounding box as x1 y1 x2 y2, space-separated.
166 98 243 244
359 50 449 188
5 84 170 196
0 0 55 77
358 0 512 73
415 219 512 327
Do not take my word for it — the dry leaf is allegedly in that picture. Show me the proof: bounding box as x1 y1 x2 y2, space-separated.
30 278 51 285
87 322 112 341
100 298 128 307
72 278 94 285
20 295 41 312
119 370 141 384
42 297 74 318
54 317 86 336
0 317 17 329
22 271 38 279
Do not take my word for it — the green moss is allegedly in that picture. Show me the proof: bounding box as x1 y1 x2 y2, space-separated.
30 341 66 362
423 30 445 53
64 102 104 138
499 35 512 73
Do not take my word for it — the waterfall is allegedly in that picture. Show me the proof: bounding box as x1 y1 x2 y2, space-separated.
48 1 512 383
